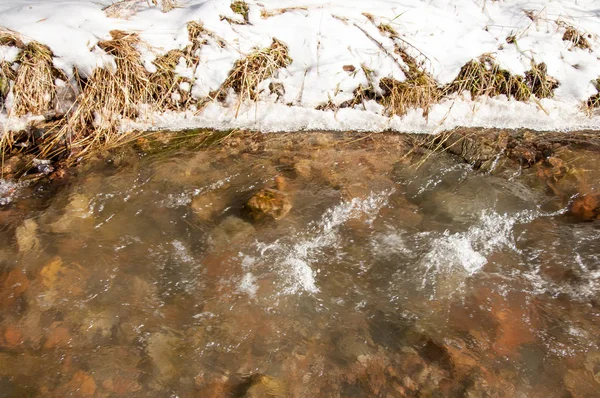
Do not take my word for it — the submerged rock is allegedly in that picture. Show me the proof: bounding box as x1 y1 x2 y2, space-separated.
47 193 91 233
15 218 40 253
191 191 226 221
570 193 599 221
246 189 292 221
209 216 255 250
236 374 286 398
146 331 183 386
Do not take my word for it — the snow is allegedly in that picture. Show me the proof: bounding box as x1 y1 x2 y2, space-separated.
1 0 600 134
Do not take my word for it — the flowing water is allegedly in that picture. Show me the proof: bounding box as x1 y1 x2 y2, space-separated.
0 132 599 397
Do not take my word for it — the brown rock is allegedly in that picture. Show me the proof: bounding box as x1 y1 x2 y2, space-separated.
0 269 29 308
343 65 356 72
191 192 226 221
43 323 71 349
63 371 97 397
570 194 599 221
146 332 182 385
293 159 312 179
15 219 41 253
246 189 292 221
274 175 288 191
3 326 24 348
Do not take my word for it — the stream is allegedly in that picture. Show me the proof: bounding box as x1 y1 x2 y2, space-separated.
0 131 599 397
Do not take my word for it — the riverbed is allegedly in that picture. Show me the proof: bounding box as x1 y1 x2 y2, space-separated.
0 130 599 397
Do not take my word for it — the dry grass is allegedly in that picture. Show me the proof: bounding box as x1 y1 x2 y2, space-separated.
230 0 249 23
448 55 531 101
150 49 196 110
559 22 592 51
0 28 24 49
12 42 62 116
260 6 308 19
585 78 600 114
104 0 178 18
220 39 292 116
103 0 140 19
43 30 152 158
524 62 559 98
379 74 441 118
0 61 16 109
380 47 442 118
153 0 178 13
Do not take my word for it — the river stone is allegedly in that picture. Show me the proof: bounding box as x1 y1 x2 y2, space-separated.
16 219 40 253
208 216 255 250
191 191 226 221
246 189 291 221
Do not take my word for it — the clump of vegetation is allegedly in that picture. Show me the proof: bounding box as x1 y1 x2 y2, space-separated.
104 0 177 18
358 18 442 117
0 61 15 109
49 30 153 158
524 62 559 98
560 22 592 50
152 0 177 13
12 42 65 116
260 6 308 19
448 55 532 101
380 45 441 118
0 28 24 48
229 0 250 24
585 78 600 113
103 0 140 18
220 39 292 115
150 50 193 110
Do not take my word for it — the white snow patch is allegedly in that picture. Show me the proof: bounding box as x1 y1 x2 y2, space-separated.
1 0 600 132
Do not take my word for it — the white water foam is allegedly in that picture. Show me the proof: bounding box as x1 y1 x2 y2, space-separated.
244 191 393 296
0 179 27 206
420 210 522 278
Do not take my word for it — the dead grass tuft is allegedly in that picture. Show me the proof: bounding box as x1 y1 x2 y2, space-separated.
524 62 559 98
260 6 308 19
153 0 178 13
585 78 600 114
46 30 152 158
229 0 250 24
379 48 442 118
559 22 592 51
150 49 196 109
12 42 63 116
448 55 531 101
104 0 177 17
0 61 16 109
378 23 398 38
221 39 292 115
0 28 24 49
103 0 140 19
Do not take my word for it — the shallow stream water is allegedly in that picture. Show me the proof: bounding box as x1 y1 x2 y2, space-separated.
0 131 599 397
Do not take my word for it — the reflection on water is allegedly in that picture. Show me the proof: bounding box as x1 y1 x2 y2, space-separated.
0 132 599 397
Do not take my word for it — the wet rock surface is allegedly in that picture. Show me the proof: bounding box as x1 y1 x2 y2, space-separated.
0 130 598 396
246 188 292 221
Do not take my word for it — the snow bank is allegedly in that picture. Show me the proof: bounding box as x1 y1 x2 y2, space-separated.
1 0 600 134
